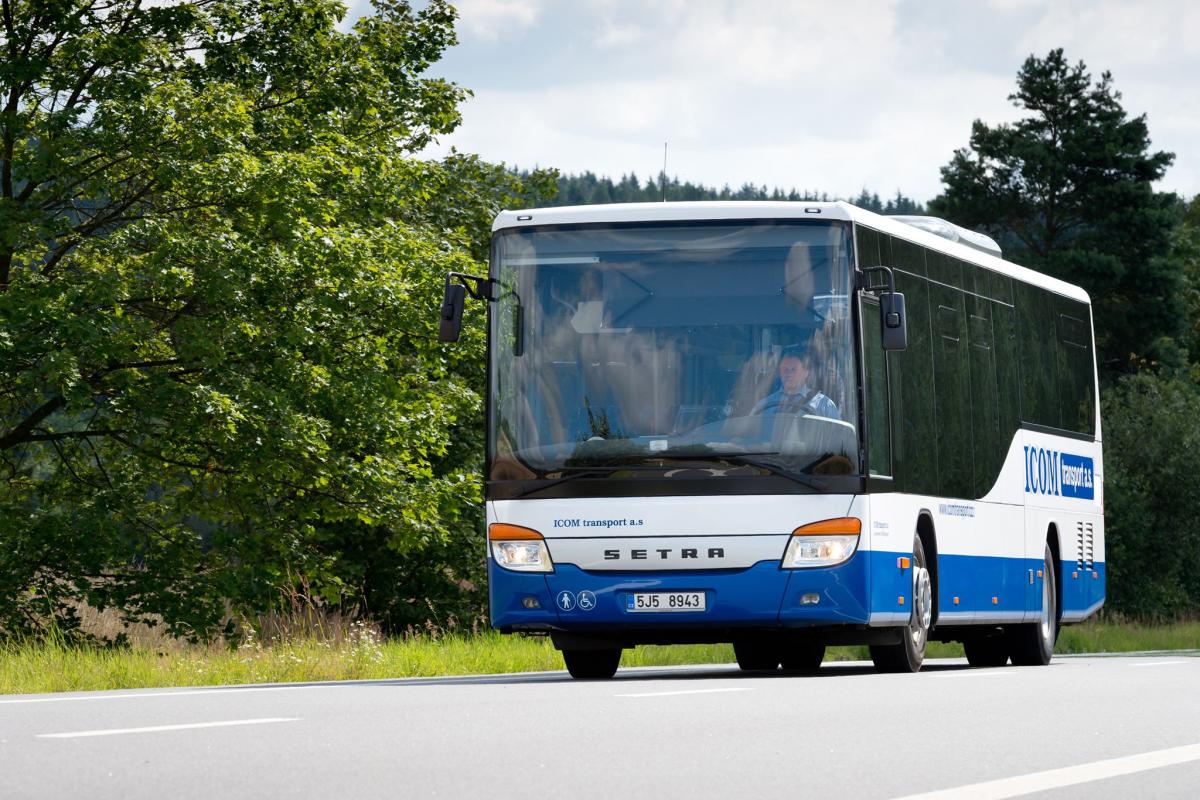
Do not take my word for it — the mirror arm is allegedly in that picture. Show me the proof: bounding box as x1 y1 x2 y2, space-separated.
446 271 500 302
859 265 896 295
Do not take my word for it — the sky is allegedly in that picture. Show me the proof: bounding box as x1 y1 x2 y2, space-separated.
346 0 1199 203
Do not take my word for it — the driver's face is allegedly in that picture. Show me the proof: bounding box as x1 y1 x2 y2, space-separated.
778 355 808 394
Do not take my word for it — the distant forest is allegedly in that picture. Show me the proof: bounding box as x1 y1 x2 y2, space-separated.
522 170 928 215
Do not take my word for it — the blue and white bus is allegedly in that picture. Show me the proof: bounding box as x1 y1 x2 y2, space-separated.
439 201 1103 678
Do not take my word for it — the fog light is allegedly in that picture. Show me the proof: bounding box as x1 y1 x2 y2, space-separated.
800 593 820 605
522 597 541 609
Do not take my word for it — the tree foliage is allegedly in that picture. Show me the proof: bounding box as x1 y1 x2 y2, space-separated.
1101 373 1200 618
0 0 551 639
536 171 926 214
932 49 1182 376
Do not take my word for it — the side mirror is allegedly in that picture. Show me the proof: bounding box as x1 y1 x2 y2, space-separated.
880 291 907 351
860 266 908 352
439 282 466 342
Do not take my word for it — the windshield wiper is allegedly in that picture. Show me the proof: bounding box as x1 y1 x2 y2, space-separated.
509 464 668 499
711 454 828 492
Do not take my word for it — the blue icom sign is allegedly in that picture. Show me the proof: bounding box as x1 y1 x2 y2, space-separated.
1024 446 1095 500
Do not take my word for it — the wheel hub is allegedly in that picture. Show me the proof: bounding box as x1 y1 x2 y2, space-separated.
913 566 932 632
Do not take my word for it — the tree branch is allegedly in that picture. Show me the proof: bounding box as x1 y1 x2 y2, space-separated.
0 396 66 451
25 429 124 442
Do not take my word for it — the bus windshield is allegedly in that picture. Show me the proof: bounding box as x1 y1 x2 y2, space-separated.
488 221 860 485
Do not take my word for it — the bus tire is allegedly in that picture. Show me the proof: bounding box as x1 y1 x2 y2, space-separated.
963 634 1009 667
780 644 825 673
870 534 931 673
734 640 780 671
1007 544 1057 666
562 648 621 679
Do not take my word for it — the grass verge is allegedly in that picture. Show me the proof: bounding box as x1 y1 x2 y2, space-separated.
2 620 1196 696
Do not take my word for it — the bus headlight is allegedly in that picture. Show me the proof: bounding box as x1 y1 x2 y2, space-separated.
489 523 554 573
782 517 861 569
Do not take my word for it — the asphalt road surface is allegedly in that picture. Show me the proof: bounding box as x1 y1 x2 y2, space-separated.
3 653 1199 799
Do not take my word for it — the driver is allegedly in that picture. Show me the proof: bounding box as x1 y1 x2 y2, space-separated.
751 344 840 421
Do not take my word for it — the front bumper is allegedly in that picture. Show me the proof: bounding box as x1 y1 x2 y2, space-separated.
488 554 871 634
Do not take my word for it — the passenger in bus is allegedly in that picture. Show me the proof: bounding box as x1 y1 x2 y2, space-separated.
750 345 841 421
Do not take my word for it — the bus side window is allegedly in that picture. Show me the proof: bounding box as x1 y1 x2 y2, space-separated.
861 298 892 478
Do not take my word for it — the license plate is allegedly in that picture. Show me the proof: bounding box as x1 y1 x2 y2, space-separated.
626 592 706 612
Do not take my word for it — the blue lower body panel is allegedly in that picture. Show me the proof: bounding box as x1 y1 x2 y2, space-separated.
489 554 871 632
1061 561 1106 620
866 550 1105 623
489 551 1105 634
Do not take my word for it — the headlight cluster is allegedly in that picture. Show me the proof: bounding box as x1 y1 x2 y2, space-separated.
781 517 861 568
489 523 554 573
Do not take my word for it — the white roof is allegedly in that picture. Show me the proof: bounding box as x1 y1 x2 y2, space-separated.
492 201 1090 304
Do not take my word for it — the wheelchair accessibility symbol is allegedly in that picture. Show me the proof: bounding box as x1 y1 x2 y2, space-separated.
556 591 576 611
578 591 597 611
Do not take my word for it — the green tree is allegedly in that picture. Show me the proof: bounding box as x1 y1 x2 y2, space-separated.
1101 373 1200 617
0 0 549 639
932 49 1182 376
1171 196 1200 371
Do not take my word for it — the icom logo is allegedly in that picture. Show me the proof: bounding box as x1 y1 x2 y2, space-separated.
1024 446 1094 500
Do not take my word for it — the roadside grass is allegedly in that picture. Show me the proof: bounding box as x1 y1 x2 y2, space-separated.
2 620 1196 696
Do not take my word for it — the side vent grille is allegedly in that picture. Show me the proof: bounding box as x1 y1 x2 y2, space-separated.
1076 521 1095 571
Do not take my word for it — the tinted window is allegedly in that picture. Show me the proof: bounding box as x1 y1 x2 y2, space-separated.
1056 298 1096 435
889 265 937 495
927 249 962 288
967 295 1001 496
856 226 881 268
930 283 973 498
1015 281 1059 428
891 236 927 278
861 299 892 476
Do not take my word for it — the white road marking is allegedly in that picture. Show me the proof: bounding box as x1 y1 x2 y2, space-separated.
892 742 1200 800
37 717 300 739
1130 661 1192 668
615 688 753 698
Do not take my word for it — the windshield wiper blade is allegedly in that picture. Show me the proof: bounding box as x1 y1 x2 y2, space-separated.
509 464 666 498
710 455 828 491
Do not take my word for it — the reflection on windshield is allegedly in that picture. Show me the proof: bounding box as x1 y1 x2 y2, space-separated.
489 222 859 485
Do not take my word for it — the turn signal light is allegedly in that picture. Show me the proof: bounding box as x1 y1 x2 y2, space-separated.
488 523 544 540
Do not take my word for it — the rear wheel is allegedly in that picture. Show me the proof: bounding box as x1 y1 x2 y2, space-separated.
780 644 825 673
1008 544 1058 666
963 634 1010 667
562 648 621 679
734 640 780 672
870 534 931 673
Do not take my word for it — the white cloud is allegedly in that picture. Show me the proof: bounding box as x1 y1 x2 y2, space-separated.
1013 0 1200 63
420 0 1200 200
452 0 544 42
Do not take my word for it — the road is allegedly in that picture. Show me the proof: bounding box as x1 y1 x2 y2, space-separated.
2 653 1199 799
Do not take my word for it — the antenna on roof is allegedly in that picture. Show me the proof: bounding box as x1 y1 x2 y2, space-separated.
662 141 668 202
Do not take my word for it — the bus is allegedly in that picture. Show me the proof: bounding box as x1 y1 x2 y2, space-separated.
438 201 1104 678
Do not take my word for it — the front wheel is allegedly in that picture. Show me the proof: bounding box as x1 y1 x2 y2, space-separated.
870 534 931 673
562 648 621 679
1007 544 1058 666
